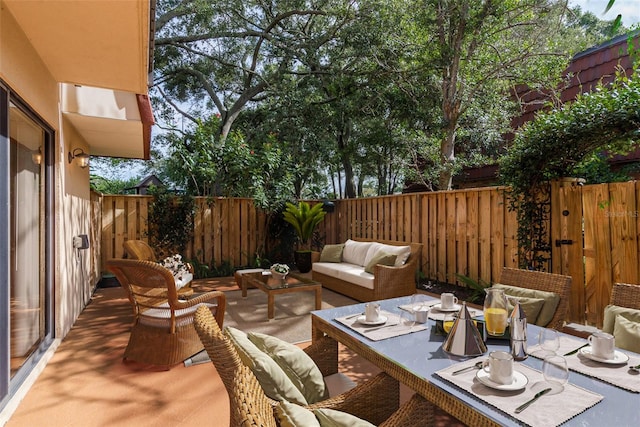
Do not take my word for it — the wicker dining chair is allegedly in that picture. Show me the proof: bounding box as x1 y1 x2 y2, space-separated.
123 239 158 260
107 259 225 367
610 282 640 310
499 267 572 330
193 306 434 427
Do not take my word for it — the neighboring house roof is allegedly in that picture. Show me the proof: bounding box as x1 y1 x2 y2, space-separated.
125 175 164 194
4 0 155 160
513 30 639 130
450 31 640 189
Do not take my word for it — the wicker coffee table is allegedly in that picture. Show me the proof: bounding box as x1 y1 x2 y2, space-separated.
241 270 322 319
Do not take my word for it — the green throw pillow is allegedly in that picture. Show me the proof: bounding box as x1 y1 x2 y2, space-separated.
319 244 344 263
506 296 545 325
492 284 560 327
248 331 329 404
602 304 640 334
613 314 640 353
313 408 376 427
224 327 308 405
276 401 321 427
364 252 396 274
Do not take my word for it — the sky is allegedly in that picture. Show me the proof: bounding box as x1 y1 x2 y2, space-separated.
569 0 640 27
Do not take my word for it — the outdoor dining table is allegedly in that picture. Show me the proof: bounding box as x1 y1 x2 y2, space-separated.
311 295 640 427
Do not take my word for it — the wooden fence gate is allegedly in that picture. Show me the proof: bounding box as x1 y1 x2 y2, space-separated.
551 179 640 327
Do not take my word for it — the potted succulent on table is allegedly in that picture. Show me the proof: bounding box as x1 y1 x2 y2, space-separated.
283 201 326 273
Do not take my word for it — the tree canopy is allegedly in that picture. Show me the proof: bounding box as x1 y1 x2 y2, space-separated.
106 0 631 203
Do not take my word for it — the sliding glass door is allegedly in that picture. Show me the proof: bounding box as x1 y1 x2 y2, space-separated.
0 84 53 408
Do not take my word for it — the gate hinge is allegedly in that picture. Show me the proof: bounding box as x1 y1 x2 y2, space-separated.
555 239 573 247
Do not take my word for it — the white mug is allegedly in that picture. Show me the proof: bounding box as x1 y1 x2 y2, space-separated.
588 331 615 360
365 302 381 322
414 306 430 323
482 351 514 385
440 293 459 309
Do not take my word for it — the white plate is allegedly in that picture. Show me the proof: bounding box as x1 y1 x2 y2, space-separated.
432 303 461 312
476 369 528 391
579 347 630 364
357 315 388 326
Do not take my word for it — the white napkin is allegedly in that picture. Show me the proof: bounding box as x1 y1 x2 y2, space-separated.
437 357 603 427
335 310 427 341
528 335 640 393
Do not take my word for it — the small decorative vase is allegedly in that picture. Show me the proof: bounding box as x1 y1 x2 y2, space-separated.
270 269 288 285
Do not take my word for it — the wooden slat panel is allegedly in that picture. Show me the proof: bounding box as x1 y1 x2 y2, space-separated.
466 190 479 284
491 189 505 280
446 193 456 284
478 190 491 285
114 197 125 260
609 183 638 283
455 191 468 280
582 184 612 326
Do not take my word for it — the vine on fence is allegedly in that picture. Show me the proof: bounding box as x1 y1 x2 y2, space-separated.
500 70 639 269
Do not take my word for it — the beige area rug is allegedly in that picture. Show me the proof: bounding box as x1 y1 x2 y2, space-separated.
185 287 357 366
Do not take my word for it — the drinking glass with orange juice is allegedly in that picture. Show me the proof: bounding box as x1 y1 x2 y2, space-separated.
483 288 508 336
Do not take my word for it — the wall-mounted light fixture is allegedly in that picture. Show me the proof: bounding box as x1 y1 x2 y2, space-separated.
68 148 90 169
32 148 42 165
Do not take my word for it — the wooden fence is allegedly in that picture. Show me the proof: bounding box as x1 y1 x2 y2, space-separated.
99 195 268 270
95 181 640 326
97 187 518 287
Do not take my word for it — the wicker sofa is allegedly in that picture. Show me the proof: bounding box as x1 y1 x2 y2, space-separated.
312 238 422 302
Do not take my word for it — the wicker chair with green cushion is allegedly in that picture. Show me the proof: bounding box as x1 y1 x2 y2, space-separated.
193 306 434 427
106 259 225 367
610 282 640 310
603 282 640 353
498 267 572 330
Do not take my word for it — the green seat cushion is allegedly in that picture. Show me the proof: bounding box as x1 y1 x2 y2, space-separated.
319 244 344 263
364 252 397 274
492 284 560 327
248 331 328 404
276 401 321 427
224 327 308 405
313 408 376 427
613 314 640 353
602 304 640 334
505 296 546 325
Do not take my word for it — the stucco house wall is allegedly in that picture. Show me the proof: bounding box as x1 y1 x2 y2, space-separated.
1 2 92 339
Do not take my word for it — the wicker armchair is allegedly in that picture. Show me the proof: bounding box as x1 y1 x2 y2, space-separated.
193 306 434 427
123 239 158 261
611 282 640 310
107 259 225 367
123 239 195 294
499 267 572 330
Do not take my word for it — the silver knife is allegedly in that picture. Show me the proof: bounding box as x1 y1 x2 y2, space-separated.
563 343 589 356
365 323 399 332
344 312 364 320
515 388 552 413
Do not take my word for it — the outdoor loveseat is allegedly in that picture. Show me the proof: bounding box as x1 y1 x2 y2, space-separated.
312 238 422 302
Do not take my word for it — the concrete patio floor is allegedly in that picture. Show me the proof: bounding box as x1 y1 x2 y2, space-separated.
4 276 463 427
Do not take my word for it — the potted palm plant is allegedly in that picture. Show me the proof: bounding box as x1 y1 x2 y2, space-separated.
283 201 326 273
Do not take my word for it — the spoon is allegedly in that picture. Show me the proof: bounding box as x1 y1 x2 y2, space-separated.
452 361 483 375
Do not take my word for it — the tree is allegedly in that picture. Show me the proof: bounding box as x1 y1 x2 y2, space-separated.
154 0 358 142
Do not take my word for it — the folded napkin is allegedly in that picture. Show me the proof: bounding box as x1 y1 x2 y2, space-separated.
398 300 483 320
437 357 603 427
528 335 640 393
334 310 427 341
428 305 483 321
